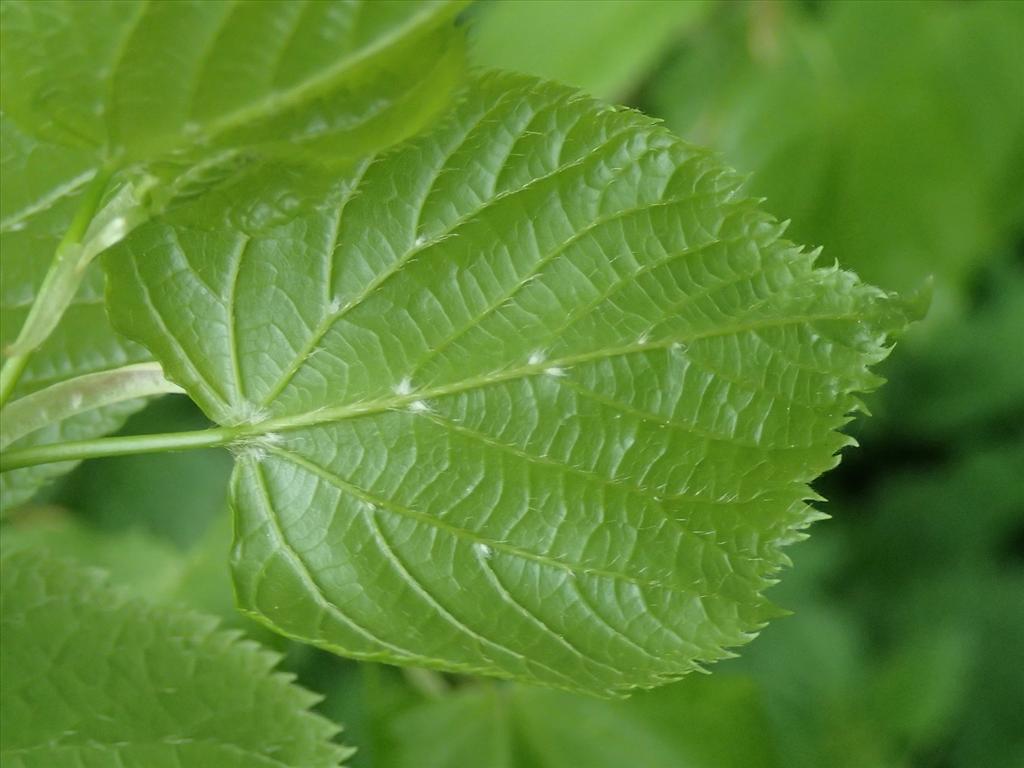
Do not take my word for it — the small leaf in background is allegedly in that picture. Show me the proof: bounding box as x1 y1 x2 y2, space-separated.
645 0 1024 319
867 628 971 755
380 675 779 768
105 70 914 693
0 507 243 624
877 257 1024 441
470 0 711 101
387 687 512 768
0 507 185 599
310 662 427 768
0 550 350 768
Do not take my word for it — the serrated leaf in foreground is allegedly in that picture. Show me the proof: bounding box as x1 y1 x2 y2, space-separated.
105 72 916 695
0 551 350 768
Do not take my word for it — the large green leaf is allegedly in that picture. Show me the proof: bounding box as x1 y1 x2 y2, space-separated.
0 0 467 166
0 550 350 767
0 0 467 507
104 72 913 694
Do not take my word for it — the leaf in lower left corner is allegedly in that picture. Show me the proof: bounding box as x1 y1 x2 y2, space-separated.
0 550 351 768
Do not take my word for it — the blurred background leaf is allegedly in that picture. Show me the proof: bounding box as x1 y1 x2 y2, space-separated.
470 0 712 100
54 394 232 549
379 675 779 768
642 0 1024 325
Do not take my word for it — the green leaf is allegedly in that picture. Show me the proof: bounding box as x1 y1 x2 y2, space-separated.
105 72 913 694
382 677 779 768
645 0 1024 312
0 505 277 644
736 600 884 768
1 509 189 602
470 0 711 101
1 0 468 165
0 550 350 767
867 628 970 753
0 0 468 506
0 499 234 616
0 363 183 449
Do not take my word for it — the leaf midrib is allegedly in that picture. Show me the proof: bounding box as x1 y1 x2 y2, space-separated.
234 309 869 439
0 169 96 233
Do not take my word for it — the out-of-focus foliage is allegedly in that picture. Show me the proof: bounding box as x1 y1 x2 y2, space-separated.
877 258 1024 440
470 0 710 100
54 394 232 550
380 675 778 768
644 0 1024 319
5 0 1022 766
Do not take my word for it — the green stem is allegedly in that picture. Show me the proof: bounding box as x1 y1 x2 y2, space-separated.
0 354 30 410
1 167 115 406
0 427 238 472
1 363 185 449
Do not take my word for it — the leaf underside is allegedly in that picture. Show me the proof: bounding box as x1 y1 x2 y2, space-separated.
105 72 911 695
0 550 349 768
0 0 467 507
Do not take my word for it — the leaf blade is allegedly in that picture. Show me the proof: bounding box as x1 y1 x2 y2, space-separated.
0 550 350 767
105 73 914 693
